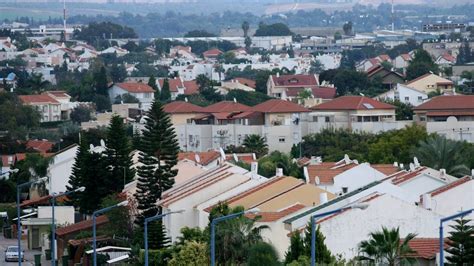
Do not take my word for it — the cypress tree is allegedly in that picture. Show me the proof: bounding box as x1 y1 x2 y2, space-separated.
446 217 474 264
160 78 171 102
95 66 109 95
303 222 335 264
67 135 90 208
105 115 135 191
134 100 179 248
148 75 160 100
285 231 305 264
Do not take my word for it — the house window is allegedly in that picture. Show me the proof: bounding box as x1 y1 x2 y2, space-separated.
312 116 318 122
278 137 286 143
145 93 151 98
418 96 423 102
325 116 331 123
404 96 409 102
43 106 48 112
420 116 426 121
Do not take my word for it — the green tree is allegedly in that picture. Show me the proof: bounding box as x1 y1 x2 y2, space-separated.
168 241 209 266
245 36 252 51
258 151 302 179
99 194 133 239
446 217 474 264
309 60 325 74
160 78 171 102
27 73 50 92
285 232 305 264
109 64 127 83
94 66 109 95
406 49 439 81
247 241 280 266
184 30 216 37
105 115 135 191
224 90 271 107
70 105 93 124
457 41 473 65
242 134 268 158
381 99 414 120
134 100 179 248
303 223 335 264
0 92 40 141
343 21 353 35
333 69 370 95
114 93 140 104
242 21 250 38
254 23 293 36
412 135 470 176
358 227 417 266
334 32 342 41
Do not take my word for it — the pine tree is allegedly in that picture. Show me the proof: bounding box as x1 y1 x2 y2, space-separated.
105 115 135 191
302 221 335 264
446 217 474 264
95 66 109 95
148 75 159 100
160 78 171 102
285 231 305 264
134 100 179 248
66 135 90 208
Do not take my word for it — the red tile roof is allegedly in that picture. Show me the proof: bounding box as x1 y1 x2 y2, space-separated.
182 81 199 95
429 176 472 197
163 101 204 113
245 204 306 222
391 167 426 185
19 94 60 104
312 87 337 99
26 139 54 153
371 164 400 176
202 101 251 113
46 91 70 98
271 74 319 87
414 95 474 111
116 83 155 93
56 215 109 237
403 238 447 259
311 96 395 111
307 162 357 184
441 53 456 63
203 48 223 57
378 54 391 62
1 153 26 166
178 151 220 166
225 153 255 164
234 78 256 89
401 54 412 61
251 99 310 113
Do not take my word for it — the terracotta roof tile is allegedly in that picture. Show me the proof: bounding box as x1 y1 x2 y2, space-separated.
311 96 395 111
245 204 306 222
116 83 155 93
403 238 447 259
203 49 223 57
306 162 357 184
414 95 474 110
178 151 220 166
19 94 60 104
271 74 319 87
391 167 426 185
234 78 256 89
56 216 109 237
163 101 204 113
251 99 310 113
202 101 251 113
26 139 54 153
371 164 400 175
429 176 472 197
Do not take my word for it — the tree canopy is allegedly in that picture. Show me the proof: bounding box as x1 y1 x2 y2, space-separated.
254 22 293 36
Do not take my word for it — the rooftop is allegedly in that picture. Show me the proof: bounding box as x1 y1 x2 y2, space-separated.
56 215 108 237
414 95 474 110
115 83 155 93
251 99 310 113
163 101 204 114
202 101 251 113
271 74 319 87
19 94 59 104
311 96 395 111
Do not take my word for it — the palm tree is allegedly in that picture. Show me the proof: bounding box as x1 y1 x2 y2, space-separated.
358 227 417 266
242 134 268 158
412 135 470 177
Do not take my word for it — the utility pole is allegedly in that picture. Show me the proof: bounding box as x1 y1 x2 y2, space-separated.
391 0 395 32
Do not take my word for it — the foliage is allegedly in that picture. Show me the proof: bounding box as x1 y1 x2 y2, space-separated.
104 115 135 190
175 94 210 107
0 92 40 141
160 78 171 102
254 22 293 36
94 94 111 112
168 241 209 266
0 180 15 203
184 30 216 37
368 125 428 164
287 255 311 266
247 241 280 266
309 60 325 74
74 22 137 47
258 151 302 179
406 49 439 81
285 231 305 264
224 89 271 106
109 64 127 83
380 99 413 120
412 135 471 177
70 105 93 124
99 194 133 239
343 21 353 35
114 93 140 104
242 134 269 158
456 41 473 65
134 100 179 248
446 217 474 264
357 226 417 266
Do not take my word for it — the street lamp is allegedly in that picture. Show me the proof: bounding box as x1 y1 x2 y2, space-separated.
210 208 260 266
310 203 369 266
92 200 128 266
439 208 473 266
144 209 184 266
50 186 85 266
16 176 48 266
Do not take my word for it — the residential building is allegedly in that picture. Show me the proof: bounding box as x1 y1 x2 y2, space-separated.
366 65 405 89
308 96 405 134
163 101 205 125
435 53 456 68
19 94 62 122
108 83 155 111
267 73 319 98
375 83 428 107
44 91 76 120
169 45 196 60
47 145 79 194
413 95 474 142
157 78 199 100
394 53 412 70
217 79 256 94
202 48 223 59
100 46 129 56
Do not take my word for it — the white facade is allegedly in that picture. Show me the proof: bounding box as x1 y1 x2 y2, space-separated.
425 116 474 143
376 83 428 107
37 206 75 226
108 85 154 111
429 178 474 218
47 145 78 194
318 194 442 260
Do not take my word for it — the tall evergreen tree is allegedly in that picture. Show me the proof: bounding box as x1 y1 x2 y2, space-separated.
67 135 90 208
457 41 473 65
94 66 109 95
160 78 171 102
446 217 474 264
303 222 335 264
134 100 179 248
105 115 135 191
148 75 159 99
285 231 305 264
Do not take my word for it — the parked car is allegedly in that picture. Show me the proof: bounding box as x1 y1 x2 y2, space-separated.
4 246 24 262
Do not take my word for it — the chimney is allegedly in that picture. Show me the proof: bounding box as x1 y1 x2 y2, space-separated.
422 194 432 210
399 163 404 169
440 169 446 176
303 167 309 184
471 169 474 179
276 72 280 78
275 168 283 177
251 162 259 179
319 193 328 204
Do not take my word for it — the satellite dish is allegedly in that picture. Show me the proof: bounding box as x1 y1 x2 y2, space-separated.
409 163 415 172
303 167 309 184
185 97 188 102
89 144 94 150
233 153 239 162
194 153 201 164
314 176 321 185
219 148 226 161
100 139 106 147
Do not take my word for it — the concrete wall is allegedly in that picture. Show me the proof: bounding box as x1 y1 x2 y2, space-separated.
37 206 75 226
426 117 474 143
48 146 78 194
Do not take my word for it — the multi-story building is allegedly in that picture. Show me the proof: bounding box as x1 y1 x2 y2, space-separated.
19 94 62 122
108 82 155 111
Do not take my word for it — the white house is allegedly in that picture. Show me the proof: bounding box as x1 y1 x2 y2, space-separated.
393 53 412 70
375 83 428 107
100 46 129 56
19 94 62 122
108 83 155 111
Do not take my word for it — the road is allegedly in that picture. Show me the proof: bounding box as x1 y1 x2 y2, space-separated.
0 234 44 265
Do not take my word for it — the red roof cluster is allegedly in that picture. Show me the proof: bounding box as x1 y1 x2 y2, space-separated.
19 94 60 104
404 238 446 259
414 95 474 111
203 48 223 57
429 176 472 197
202 101 251 113
56 215 109 237
311 96 395 110
116 83 155 93
26 139 54 153
163 101 204 114
252 99 310 113
178 151 220 166
158 78 199 95
271 74 319 87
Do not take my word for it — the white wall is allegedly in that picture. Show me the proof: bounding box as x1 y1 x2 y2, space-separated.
325 163 388 194
48 146 78 194
397 173 448 197
426 117 474 143
37 206 75 226
431 179 474 218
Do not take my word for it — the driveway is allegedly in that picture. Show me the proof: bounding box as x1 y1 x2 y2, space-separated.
0 234 45 265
